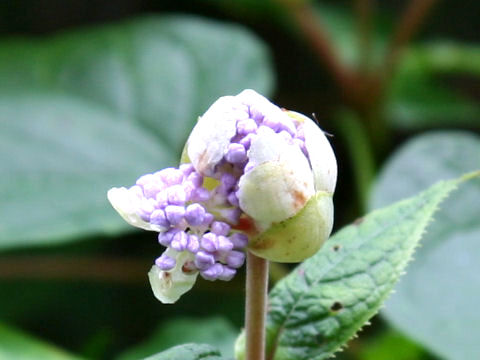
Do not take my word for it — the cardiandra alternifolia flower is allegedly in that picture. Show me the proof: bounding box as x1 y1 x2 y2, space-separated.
108 89 337 304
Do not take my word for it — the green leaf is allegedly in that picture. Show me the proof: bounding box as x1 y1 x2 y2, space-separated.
0 322 83 360
142 343 227 360
0 16 273 250
236 176 464 360
369 131 480 360
117 317 237 360
387 42 480 129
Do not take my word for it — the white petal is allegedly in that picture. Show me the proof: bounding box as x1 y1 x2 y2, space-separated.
107 187 165 232
237 128 315 230
187 96 243 176
289 111 337 193
148 249 199 304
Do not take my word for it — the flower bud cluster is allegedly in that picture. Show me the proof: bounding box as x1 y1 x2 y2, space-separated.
108 89 337 303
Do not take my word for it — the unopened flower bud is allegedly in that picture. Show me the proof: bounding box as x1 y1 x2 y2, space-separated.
108 89 337 303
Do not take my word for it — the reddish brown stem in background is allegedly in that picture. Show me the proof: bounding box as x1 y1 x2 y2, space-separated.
286 1 354 97
383 0 439 81
245 252 269 360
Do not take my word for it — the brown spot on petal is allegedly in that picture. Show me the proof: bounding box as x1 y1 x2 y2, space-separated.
197 149 210 174
251 235 275 250
292 189 308 210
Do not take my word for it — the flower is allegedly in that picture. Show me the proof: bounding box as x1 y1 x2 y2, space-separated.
108 89 337 303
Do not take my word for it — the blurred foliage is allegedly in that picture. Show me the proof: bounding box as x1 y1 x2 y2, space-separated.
370 132 480 359
0 0 479 359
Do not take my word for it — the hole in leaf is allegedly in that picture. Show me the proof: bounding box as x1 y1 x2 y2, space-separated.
330 301 343 312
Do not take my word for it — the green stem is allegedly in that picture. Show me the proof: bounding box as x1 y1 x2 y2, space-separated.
245 252 269 360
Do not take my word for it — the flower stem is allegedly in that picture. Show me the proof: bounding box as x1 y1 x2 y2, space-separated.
245 251 269 360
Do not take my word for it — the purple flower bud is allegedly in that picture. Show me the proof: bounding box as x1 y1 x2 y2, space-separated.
155 254 176 271
262 116 280 131
164 205 185 225
150 209 169 227
158 229 179 246
278 118 297 137
155 190 168 208
180 163 195 176
136 173 154 187
218 266 236 281
229 233 249 249
191 187 210 202
211 221 230 236
185 203 206 226
225 143 247 164
166 184 187 205
237 118 258 136
226 251 245 268
187 172 203 188
138 199 155 221
227 191 239 206
143 181 163 199
171 231 188 251
203 213 214 226
200 233 218 252
158 167 184 185
220 208 242 225
187 234 200 253
194 251 215 270
216 235 234 252
201 263 224 281
239 133 255 149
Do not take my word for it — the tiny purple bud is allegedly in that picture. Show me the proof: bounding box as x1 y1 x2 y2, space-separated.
191 187 210 202
201 263 224 281
155 190 168 208
164 205 185 225
158 167 184 185
138 199 155 221
226 251 246 268
166 184 187 205
187 234 200 253
262 116 280 131
171 231 188 251
155 254 176 271
239 133 255 149
203 213 214 226
158 229 179 246
143 181 163 199
237 118 258 136
220 208 242 225
150 209 169 227
200 233 218 252
220 173 237 192
229 233 249 249
187 172 203 188
136 173 154 187
216 235 234 252
218 266 236 281
211 221 230 236
227 191 239 207
180 163 195 176
194 251 215 270
225 143 247 164
185 203 206 226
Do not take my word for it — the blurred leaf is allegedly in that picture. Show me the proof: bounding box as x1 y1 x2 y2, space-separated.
0 322 83 360
369 131 480 360
387 42 480 129
0 15 273 250
117 317 237 360
142 343 227 360
236 176 463 360
357 329 428 360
